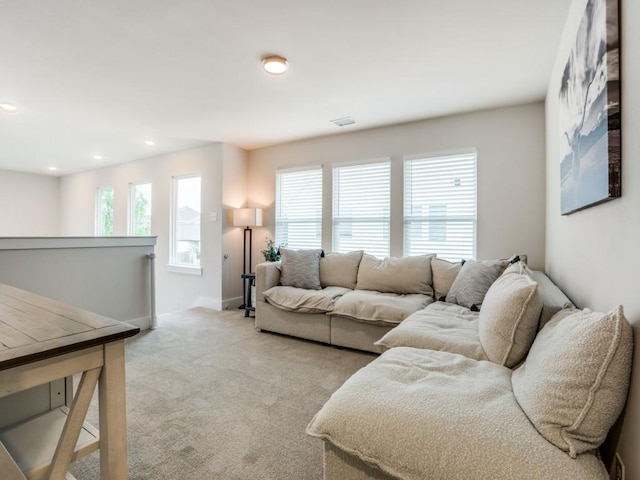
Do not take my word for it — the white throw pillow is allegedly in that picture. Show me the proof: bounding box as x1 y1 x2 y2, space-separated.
511 306 633 458
478 267 542 367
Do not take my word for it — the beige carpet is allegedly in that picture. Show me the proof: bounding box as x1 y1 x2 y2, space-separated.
70 308 374 479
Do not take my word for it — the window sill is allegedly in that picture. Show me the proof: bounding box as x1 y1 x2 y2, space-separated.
167 264 203 276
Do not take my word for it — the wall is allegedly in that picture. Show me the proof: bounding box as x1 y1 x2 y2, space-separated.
0 169 59 235
59 143 248 313
248 103 546 268
545 0 639 475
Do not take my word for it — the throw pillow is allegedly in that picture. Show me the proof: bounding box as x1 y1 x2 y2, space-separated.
445 258 510 309
431 258 462 301
356 254 435 296
279 248 323 290
320 250 363 289
478 268 542 367
511 306 633 458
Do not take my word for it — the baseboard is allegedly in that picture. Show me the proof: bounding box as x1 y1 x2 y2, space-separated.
192 296 222 311
124 316 152 331
222 296 243 311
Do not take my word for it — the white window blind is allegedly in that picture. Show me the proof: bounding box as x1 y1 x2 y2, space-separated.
275 167 322 249
404 153 477 262
333 161 390 257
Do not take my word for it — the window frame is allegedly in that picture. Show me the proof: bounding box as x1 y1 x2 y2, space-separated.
403 151 477 262
169 173 202 275
95 186 114 237
275 165 323 250
332 159 391 258
128 181 152 237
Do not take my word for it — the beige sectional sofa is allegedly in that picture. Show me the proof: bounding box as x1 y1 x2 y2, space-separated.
256 249 634 479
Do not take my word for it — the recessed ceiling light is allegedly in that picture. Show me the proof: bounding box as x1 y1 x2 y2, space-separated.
0 102 17 113
93 154 103 160
262 55 288 75
144 140 156 146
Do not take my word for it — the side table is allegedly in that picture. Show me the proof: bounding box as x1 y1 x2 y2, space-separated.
241 273 256 317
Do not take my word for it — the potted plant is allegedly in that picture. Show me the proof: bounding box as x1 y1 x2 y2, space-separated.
261 237 284 262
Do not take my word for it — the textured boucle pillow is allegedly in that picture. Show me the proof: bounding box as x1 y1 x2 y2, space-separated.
320 250 363 289
511 306 633 458
356 254 435 296
279 248 323 290
445 258 509 309
431 258 462 301
478 265 542 367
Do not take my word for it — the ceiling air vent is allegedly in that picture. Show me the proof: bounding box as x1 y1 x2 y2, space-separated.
331 116 356 127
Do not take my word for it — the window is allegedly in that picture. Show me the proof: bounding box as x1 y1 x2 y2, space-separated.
275 167 322 249
333 161 390 257
171 174 201 269
129 182 152 236
404 152 477 262
95 186 114 236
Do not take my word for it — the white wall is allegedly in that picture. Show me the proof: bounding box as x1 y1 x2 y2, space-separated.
248 103 546 268
545 0 639 475
0 170 59 235
59 143 248 313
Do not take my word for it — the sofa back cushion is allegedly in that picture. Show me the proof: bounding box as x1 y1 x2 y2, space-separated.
446 258 510 309
279 248 323 290
431 258 462 301
511 306 633 458
320 250 363 290
478 262 542 367
356 254 435 296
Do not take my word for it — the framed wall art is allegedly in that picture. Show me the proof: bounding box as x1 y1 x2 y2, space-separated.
559 0 620 215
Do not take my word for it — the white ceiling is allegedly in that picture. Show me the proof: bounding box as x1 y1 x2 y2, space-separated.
0 0 571 176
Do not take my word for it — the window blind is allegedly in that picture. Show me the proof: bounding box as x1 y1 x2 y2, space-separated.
275 167 322 249
404 153 477 262
333 161 390 258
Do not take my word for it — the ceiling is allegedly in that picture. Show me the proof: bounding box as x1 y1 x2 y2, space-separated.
0 0 571 176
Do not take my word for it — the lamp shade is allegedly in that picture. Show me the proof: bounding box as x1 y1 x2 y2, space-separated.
233 208 263 227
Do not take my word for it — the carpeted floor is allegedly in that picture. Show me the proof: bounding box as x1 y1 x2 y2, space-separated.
70 307 374 479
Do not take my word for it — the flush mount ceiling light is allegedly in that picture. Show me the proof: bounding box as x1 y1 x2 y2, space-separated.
47 166 57 172
262 55 288 75
144 139 156 147
93 154 103 160
0 102 17 113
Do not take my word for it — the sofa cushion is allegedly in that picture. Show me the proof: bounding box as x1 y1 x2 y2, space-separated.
307 347 608 480
331 290 432 326
375 301 487 360
431 258 462 301
511 306 633 458
529 270 575 330
263 285 351 314
478 263 542 367
320 250 363 290
445 258 509 309
279 248 323 290
356 254 435 296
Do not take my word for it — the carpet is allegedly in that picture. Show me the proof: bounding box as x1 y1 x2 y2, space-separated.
70 307 374 479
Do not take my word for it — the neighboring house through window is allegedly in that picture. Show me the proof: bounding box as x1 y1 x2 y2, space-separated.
404 152 477 262
170 174 201 272
275 166 322 249
129 181 152 236
95 186 114 236
333 160 390 258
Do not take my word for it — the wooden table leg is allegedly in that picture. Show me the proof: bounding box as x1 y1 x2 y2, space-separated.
98 341 128 480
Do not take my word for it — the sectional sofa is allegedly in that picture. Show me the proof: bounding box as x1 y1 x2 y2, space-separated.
255 249 634 479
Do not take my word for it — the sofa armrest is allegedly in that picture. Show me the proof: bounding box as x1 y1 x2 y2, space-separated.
256 261 281 302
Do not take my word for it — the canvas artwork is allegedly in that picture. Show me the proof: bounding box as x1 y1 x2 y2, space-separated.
559 0 620 215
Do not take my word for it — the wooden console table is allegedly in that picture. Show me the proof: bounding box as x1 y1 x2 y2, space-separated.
0 283 140 480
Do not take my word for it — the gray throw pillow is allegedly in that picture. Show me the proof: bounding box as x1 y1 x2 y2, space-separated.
279 248 323 290
445 258 509 309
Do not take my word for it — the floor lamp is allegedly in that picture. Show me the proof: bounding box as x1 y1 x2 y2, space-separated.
233 208 263 310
